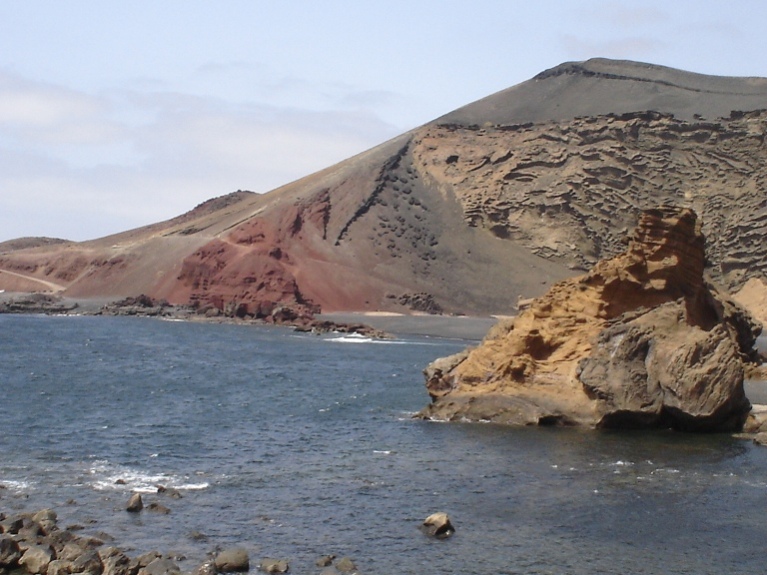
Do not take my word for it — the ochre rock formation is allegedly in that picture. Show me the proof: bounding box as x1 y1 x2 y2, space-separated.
420 207 761 431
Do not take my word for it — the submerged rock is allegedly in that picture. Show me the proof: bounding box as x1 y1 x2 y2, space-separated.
334 557 357 573
126 493 143 513
214 548 250 573
258 558 289 573
420 512 455 539
420 207 760 431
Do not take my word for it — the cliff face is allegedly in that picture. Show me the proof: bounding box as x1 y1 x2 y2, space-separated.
1 59 767 319
420 207 760 431
414 109 767 289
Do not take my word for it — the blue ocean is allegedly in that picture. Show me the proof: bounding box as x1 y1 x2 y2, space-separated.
2 314 767 574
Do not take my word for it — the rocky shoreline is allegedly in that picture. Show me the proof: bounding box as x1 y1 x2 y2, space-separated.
0 505 368 575
0 293 389 339
0 501 456 575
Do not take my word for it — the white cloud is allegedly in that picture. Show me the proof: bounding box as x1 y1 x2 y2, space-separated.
0 70 400 242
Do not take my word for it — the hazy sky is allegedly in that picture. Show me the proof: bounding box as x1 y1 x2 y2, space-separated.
2 0 766 242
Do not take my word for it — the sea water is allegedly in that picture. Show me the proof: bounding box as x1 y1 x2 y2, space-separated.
1 314 767 575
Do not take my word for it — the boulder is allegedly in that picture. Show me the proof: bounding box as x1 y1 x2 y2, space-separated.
32 510 57 535
129 552 161 575
125 494 143 513
420 207 759 431
145 503 170 515
315 555 335 568
139 558 179 575
0 534 22 567
334 557 357 573
46 559 72 575
155 486 182 500
190 560 216 575
19 544 55 575
258 558 288 574
58 543 89 563
214 548 249 573
420 513 455 539
70 550 103 575
97 547 131 575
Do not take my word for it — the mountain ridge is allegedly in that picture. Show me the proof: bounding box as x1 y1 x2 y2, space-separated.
2 58 766 318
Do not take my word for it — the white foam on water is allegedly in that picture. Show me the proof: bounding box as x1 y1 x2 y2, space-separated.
323 333 412 345
0 479 34 493
326 334 376 344
87 460 209 493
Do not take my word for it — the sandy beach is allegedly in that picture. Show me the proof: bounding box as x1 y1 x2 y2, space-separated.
317 311 498 340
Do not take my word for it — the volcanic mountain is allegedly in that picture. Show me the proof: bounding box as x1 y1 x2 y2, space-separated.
2 58 767 318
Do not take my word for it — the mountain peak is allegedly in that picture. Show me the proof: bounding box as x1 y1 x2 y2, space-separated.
437 57 767 126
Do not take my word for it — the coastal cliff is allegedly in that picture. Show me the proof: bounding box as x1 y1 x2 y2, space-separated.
3 60 767 320
420 207 761 431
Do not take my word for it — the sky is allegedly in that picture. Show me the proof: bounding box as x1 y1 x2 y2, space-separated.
1 0 767 242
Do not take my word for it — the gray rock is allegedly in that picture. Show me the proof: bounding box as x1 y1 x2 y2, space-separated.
18 519 45 540
59 543 88 563
140 558 180 575
130 551 162 574
258 558 288 574
32 510 58 535
155 486 182 500
46 559 73 575
420 512 455 539
32 510 57 524
190 560 216 575
145 503 170 515
71 550 103 575
0 534 22 567
334 557 357 573
126 494 143 513
579 305 750 431
97 547 131 575
214 548 249 573
19 544 55 575
315 555 335 568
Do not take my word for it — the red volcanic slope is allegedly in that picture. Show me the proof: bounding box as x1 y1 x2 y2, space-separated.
2 59 767 317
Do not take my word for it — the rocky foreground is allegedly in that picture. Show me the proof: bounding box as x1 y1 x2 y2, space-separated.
0 507 366 575
0 504 455 575
420 206 763 431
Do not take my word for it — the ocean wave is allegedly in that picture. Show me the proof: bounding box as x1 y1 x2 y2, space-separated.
87 460 209 493
323 333 421 345
0 479 34 493
326 334 376 344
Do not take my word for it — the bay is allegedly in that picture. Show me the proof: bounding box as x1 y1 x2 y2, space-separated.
1 314 766 574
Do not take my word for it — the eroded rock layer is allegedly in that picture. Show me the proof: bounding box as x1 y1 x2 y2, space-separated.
1 59 767 319
420 207 761 431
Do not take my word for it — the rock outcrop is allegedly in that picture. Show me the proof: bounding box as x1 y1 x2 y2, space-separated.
420 207 761 431
3 60 767 320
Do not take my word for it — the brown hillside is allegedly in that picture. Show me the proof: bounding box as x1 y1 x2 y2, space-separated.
1 59 766 318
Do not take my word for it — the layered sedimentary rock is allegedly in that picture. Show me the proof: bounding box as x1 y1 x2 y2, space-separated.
420 207 761 431
2 59 767 319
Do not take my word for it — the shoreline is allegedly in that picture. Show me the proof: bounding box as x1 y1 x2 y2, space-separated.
317 312 498 341
0 505 365 575
0 292 499 341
